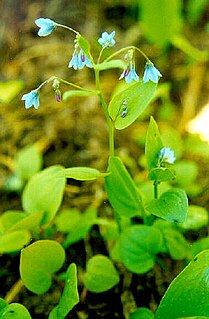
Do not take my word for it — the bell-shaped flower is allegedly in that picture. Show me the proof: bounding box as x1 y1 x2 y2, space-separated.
68 44 92 70
35 18 57 37
98 31 116 48
158 147 176 165
119 62 139 84
21 90 39 109
143 62 162 83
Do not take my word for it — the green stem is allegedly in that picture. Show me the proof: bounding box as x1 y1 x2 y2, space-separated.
55 23 80 36
154 180 159 199
5 279 24 303
94 69 114 157
104 46 150 63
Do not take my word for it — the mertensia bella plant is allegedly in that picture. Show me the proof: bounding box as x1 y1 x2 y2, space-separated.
1 17 208 319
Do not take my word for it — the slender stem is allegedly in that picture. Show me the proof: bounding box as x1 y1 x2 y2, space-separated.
97 47 106 64
55 23 80 36
94 69 114 157
104 46 149 63
5 279 24 303
154 180 159 199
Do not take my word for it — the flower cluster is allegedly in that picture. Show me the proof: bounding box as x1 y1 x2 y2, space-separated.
119 50 139 84
68 37 92 70
158 147 176 166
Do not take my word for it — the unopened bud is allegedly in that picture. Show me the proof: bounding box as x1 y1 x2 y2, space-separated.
55 89 62 102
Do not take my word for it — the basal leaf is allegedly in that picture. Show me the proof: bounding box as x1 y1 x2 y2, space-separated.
83 255 120 292
60 167 107 181
105 156 143 218
155 250 209 319
20 240 65 294
108 81 157 130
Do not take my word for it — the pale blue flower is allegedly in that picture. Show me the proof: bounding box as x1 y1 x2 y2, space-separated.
158 147 176 165
98 31 116 48
35 18 57 37
119 63 139 84
143 62 162 83
21 90 39 109
68 46 92 70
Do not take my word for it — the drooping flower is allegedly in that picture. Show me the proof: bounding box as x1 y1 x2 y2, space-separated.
158 147 176 165
68 43 92 70
35 18 57 37
143 62 162 83
52 79 62 102
21 90 39 109
98 31 116 48
119 50 139 84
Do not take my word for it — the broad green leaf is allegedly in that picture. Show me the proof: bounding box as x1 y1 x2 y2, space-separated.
130 307 154 319
0 230 31 254
146 188 188 223
20 240 65 294
0 211 26 233
60 167 107 181
139 0 182 48
55 209 81 233
22 166 66 224
148 167 176 182
163 229 191 260
192 238 209 257
161 126 183 159
0 303 31 319
105 156 143 218
15 144 43 180
118 225 163 274
77 35 90 55
0 80 24 104
173 160 198 186
145 117 163 171
108 81 157 130
63 90 97 102
155 250 209 319
180 205 208 231
10 211 44 232
49 263 79 319
0 298 7 311
94 60 126 71
63 207 97 247
83 255 120 292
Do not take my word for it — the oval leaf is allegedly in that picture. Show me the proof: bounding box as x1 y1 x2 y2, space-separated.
0 303 32 319
130 307 154 319
148 167 176 182
49 263 79 319
105 156 143 218
94 60 126 71
84 255 120 293
22 166 66 224
118 225 163 274
61 167 106 181
108 81 157 130
155 250 209 319
146 188 188 223
20 240 65 294
63 90 97 102
0 230 31 254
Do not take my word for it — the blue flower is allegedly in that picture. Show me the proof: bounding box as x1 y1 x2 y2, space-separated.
143 62 162 83
158 147 176 165
35 18 57 37
98 31 116 48
68 45 92 70
21 90 39 109
119 63 139 84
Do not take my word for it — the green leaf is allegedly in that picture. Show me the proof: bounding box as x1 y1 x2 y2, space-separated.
49 263 79 319
77 35 90 55
0 80 24 104
192 238 209 257
0 230 31 254
94 60 126 71
105 156 143 218
15 144 43 180
146 188 188 223
145 117 163 171
0 298 7 311
108 81 157 130
173 160 198 186
0 211 26 233
10 211 44 232
83 255 120 292
148 167 176 182
20 240 65 294
155 250 209 319
60 167 107 181
180 205 208 231
62 90 97 102
186 0 208 25
22 166 66 224
118 225 163 274
139 0 182 48
130 307 154 319
163 229 191 260
0 303 32 319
